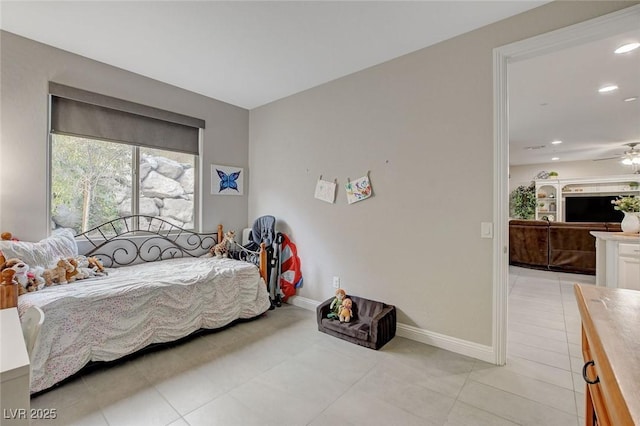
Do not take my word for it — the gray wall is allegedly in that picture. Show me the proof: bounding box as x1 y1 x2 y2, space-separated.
249 1 636 346
0 31 249 241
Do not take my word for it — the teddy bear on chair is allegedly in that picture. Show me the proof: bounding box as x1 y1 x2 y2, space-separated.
339 298 353 323
327 288 346 320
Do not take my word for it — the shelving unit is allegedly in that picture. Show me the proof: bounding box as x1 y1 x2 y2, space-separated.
534 180 559 221
561 181 639 195
535 175 640 221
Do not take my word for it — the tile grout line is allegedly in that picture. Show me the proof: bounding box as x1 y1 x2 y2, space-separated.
559 276 583 421
503 268 580 421
448 358 523 426
305 355 382 425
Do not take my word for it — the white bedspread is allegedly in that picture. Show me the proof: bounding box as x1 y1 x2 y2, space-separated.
18 256 271 393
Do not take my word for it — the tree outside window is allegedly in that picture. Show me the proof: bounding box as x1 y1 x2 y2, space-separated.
51 134 196 235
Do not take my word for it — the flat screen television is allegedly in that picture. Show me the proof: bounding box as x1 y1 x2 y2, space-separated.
565 195 624 222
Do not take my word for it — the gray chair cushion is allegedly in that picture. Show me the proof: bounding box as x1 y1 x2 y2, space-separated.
321 318 370 341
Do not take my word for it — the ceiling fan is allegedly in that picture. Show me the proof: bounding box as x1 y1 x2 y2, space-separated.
593 143 640 173
593 142 640 167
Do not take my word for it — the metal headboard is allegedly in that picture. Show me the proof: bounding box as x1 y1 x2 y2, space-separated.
74 215 219 267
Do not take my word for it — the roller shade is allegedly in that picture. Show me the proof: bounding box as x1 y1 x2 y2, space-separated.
49 82 204 155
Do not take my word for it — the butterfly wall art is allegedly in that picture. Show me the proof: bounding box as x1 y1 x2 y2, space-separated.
211 164 244 195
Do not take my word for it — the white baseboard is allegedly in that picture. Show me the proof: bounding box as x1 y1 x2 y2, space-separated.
396 323 495 364
286 295 320 311
288 296 496 364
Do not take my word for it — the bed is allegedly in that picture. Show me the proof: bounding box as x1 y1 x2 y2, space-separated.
1 216 271 394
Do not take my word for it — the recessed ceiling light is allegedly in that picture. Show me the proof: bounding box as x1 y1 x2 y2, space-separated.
551 140 562 145
615 42 640 54
624 96 638 102
598 85 618 93
551 157 559 161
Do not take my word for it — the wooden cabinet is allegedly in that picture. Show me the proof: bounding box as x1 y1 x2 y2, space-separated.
574 284 640 426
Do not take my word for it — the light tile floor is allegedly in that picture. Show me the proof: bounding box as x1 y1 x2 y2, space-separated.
30 266 593 425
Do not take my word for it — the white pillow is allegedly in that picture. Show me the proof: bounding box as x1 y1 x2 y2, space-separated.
0 228 78 268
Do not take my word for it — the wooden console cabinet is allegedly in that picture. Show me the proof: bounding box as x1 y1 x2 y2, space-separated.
574 284 639 425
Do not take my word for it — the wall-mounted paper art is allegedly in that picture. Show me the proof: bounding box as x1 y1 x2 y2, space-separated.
211 164 243 195
345 175 372 204
314 178 336 204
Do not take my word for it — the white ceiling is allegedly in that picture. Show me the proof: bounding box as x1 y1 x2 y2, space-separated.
509 28 640 166
1 1 638 166
1 0 547 109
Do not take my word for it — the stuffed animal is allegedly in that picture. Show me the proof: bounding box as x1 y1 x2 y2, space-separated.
75 256 107 279
87 257 106 275
327 288 346 319
339 298 353 323
27 266 46 292
43 258 75 286
211 230 236 258
1 258 30 295
64 258 80 282
0 258 46 294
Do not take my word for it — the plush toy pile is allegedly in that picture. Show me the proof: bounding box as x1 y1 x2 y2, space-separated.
1 258 44 294
327 288 355 322
0 229 108 296
77 256 107 278
0 255 108 295
327 288 346 320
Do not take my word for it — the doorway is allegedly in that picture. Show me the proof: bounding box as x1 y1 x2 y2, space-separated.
493 5 640 365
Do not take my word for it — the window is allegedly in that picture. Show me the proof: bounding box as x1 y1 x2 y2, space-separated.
50 135 196 234
48 83 204 235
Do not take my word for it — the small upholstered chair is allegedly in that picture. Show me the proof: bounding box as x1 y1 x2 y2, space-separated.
317 294 396 350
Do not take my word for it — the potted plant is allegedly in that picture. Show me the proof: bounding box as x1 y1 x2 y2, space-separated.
510 183 536 219
612 195 640 233
548 171 559 179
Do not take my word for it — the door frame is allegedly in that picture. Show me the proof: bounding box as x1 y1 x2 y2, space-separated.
492 4 640 365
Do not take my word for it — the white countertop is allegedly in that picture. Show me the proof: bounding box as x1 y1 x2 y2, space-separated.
0 308 30 382
590 231 640 242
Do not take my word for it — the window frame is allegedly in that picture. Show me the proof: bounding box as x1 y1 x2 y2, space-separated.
47 132 202 236
47 84 205 237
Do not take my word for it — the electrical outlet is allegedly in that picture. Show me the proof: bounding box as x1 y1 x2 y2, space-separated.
332 276 340 288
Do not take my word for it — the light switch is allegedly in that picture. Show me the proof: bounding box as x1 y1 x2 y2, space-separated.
481 222 493 239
